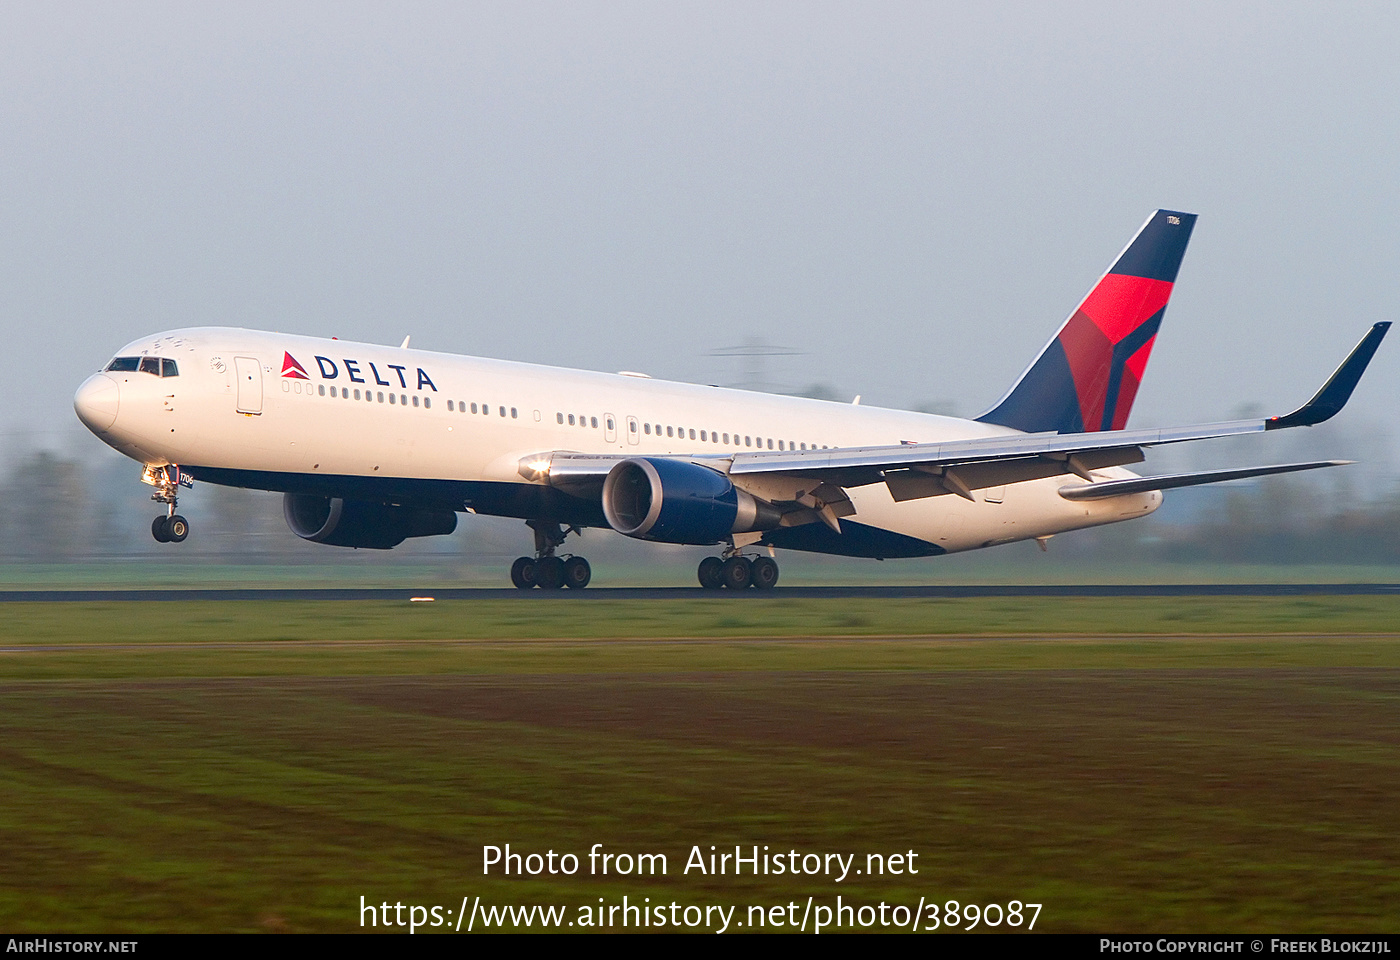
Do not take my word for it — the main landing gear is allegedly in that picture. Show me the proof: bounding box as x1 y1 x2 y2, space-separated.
510 520 591 590
697 549 779 591
144 464 192 544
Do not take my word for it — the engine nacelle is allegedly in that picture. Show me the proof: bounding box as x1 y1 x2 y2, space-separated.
283 494 457 549
601 458 780 545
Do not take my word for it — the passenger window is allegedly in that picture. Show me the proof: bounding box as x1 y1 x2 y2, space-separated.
568 414 576 425
160 359 179 377
448 400 454 411
700 430 707 442
500 406 506 417
319 385 326 396
745 436 751 447
511 408 518 418
666 426 673 437
591 417 598 428
105 357 140 372
767 438 774 449
378 392 385 402
139 357 161 375
644 423 651 434
689 429 696 440
390 393 396 405
424 397 431 409
412 395 419 407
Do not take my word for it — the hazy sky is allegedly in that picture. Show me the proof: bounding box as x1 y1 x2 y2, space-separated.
3 2 1397 478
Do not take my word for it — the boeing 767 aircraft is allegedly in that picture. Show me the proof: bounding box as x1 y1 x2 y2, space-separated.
73 210 1388 589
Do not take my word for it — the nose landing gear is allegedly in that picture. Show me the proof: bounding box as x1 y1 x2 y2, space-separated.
510 520 591 590
143 464 192 544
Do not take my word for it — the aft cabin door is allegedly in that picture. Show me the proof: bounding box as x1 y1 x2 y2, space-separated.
235 357 263 414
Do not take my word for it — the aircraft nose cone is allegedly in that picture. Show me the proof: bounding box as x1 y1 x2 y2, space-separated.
74 373 120 433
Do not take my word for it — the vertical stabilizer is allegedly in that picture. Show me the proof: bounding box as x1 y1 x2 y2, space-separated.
976 209 1196 434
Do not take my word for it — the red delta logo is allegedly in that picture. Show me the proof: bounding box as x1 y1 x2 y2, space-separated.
281 352 310 379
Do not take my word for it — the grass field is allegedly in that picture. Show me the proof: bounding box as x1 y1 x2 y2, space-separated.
2 597 1398 933
6 558 1400 590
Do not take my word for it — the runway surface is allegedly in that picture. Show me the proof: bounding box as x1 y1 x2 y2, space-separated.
2 583 1398 601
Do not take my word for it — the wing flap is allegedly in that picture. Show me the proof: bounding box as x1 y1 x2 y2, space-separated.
881 448 1148 502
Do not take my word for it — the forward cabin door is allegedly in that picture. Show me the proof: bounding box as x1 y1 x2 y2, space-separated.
235 357 263 414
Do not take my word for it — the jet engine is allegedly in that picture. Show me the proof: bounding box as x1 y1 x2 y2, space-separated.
283 493 457 549
601 458 780 545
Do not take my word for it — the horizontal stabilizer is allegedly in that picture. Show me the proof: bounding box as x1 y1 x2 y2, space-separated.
1057 460 1350 501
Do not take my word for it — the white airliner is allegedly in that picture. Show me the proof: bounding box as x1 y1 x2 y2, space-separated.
73 210 1388 589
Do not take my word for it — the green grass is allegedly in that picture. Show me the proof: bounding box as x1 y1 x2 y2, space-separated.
1 598 1398 932
5 558 1400 589
3 595 1400 648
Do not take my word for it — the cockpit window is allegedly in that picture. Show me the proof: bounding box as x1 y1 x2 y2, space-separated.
105 357 140 372
139 357 161 375
161 358 179 377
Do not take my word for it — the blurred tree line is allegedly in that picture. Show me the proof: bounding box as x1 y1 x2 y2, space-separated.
2 447 1398 566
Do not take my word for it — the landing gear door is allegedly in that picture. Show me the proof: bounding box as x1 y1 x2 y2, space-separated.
235 357 263 414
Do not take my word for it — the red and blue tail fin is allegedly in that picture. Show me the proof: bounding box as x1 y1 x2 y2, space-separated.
976 209 1196 434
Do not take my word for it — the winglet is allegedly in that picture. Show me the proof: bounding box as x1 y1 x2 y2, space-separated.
1266 322 1390 430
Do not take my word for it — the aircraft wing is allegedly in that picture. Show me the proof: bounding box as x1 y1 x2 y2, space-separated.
723 321 1389 502
529 322 1387 513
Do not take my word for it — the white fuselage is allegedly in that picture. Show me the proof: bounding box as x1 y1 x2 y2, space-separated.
75 327 1160 557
